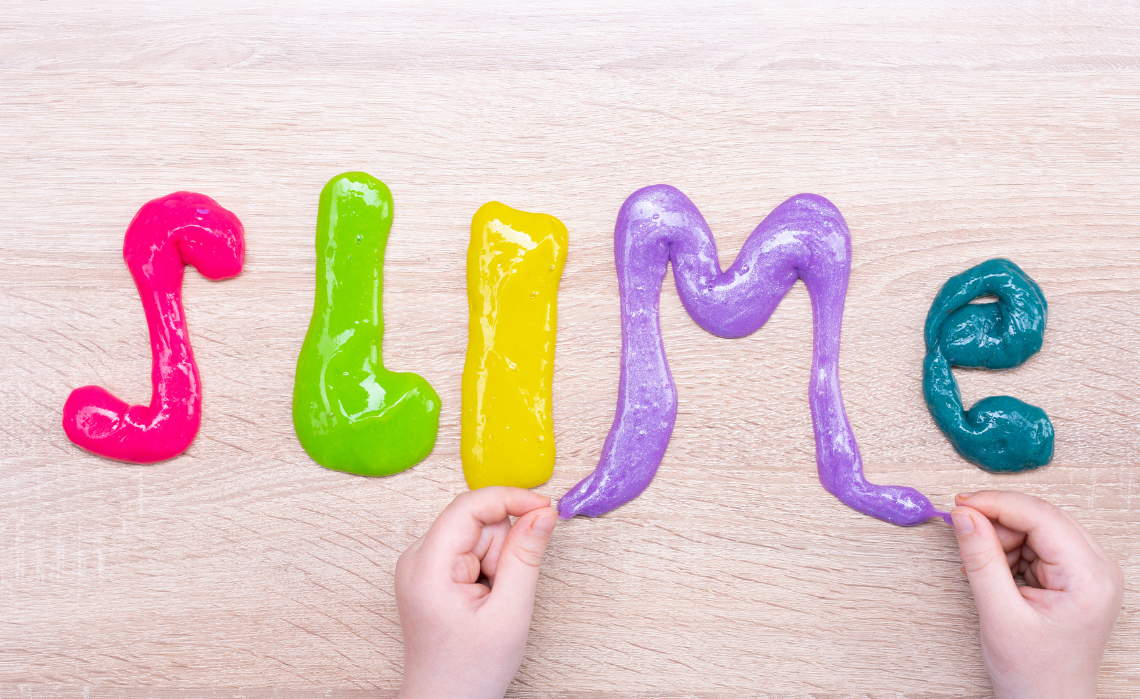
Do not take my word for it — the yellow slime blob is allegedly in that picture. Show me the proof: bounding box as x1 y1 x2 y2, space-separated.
462 202 568 490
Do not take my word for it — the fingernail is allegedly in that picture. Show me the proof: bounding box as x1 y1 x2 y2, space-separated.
950 509 975 535
957 492 975 500
532 515 555 535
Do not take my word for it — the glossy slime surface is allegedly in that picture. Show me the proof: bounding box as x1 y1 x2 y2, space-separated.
293 173 440 476
559 185 949 526
923 258 1053 472
62 193 245 463
462 202 568 489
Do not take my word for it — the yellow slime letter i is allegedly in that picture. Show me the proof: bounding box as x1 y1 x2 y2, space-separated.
462 202 568 489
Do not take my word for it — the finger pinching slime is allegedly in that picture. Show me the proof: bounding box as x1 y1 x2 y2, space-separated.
293 172 441 476
559 185 949 526
62 193 245 463
923 258 1053 473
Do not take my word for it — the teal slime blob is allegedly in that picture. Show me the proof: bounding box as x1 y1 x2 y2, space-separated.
923 258 1053 472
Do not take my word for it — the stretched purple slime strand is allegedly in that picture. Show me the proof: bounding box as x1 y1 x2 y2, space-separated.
558 185 950 527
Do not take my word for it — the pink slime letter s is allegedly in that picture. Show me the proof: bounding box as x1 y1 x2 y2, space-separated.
62 193 245 463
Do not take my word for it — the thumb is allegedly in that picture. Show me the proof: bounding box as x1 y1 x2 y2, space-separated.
952 506 1024 618
486 506 557 609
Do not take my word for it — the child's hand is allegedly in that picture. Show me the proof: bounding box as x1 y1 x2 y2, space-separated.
951 491 1124 699
395 486 557 699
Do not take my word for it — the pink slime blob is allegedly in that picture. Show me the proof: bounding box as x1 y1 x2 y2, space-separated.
62 193 245 463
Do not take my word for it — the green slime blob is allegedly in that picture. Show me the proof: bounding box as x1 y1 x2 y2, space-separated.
923 258 1053 473
293 173 440 475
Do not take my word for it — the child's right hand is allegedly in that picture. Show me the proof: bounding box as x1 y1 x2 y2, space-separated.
395 486 557 699
951 491 1124 699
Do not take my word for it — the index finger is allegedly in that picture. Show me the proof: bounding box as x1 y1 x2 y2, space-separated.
422 486 551 560
955 491 1095 568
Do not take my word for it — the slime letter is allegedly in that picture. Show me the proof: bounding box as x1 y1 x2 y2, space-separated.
62 193 245 463
923 258 1053 472
559 185 948 526
462 202 568 489
293 173 440 476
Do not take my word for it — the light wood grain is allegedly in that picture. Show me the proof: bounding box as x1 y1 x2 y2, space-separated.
1 2 1138 697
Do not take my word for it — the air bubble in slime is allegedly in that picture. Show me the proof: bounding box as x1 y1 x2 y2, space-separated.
292 173 440 476
462 202 568 489
62 192 245 463
558 185 949 526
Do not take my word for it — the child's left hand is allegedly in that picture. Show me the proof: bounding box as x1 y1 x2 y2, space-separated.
396 486 557 699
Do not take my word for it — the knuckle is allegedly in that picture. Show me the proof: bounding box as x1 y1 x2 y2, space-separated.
1079 574 1121 613
1046 502 1064 518
394 555 413 586
962 549 997 574
1102 562 1126 603
512 543 545 568
1112 561 1125 590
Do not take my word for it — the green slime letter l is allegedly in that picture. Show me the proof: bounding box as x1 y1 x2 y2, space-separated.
293 173 440 475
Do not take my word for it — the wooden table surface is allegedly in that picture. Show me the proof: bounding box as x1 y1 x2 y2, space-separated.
2 2 1138 697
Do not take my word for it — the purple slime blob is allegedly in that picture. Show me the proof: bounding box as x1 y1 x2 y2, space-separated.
559 185 950 527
